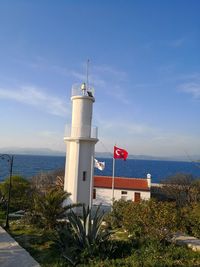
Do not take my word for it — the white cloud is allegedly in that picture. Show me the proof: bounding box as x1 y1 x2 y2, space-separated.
178 72 200 99
98 120 155 136
0 85 69 116
62 63 130 105
95 116 200 156
143 37 185 50
28 59 130 104
36 130 65 151
179 82 200 99
0 130 66 152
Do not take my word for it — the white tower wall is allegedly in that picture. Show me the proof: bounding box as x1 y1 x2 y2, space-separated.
64 85 98 207
71 96 93 127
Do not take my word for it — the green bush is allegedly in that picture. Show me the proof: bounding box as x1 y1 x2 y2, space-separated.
0 175 32 211
180 203 200 238
86 242 200 267
107 199 178 242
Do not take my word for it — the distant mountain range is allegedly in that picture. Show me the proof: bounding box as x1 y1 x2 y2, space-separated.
95 152 200 162
0 147 200 162
0 147 65 156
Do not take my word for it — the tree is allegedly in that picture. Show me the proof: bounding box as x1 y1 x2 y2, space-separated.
104 199 130 229
161 173 200 207
31 169 64 192
33 187 79 230
0 175 32 211
180 203 200 238
110 199 178 243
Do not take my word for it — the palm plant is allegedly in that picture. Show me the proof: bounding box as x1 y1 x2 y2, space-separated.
55 205 112 265
34 187 79 230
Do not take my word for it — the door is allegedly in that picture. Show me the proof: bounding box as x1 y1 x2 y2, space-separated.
134 192 141 202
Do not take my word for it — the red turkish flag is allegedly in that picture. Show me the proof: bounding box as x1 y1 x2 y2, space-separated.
114 146 128 160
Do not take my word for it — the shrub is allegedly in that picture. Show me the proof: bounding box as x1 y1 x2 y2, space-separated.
161 174 200 207
31 169 64 192
180 203 200 238
86 242 200 267
104 199 129 229
109 199 178 242
0 175 32 211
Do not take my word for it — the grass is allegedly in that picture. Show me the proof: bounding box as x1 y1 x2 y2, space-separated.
7 220 200 267
8 221 66 267
0 210 6 226
110 228 129 240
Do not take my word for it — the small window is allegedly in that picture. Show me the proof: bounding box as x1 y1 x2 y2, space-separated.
83 171 87 181
93 188 96 199
121 191 127 195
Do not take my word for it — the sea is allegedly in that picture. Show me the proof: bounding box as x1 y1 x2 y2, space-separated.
0 155 200 183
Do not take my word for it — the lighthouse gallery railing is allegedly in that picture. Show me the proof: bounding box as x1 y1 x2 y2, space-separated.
64 125 98 139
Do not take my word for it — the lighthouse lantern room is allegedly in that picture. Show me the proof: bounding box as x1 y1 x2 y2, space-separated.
64 83 98 207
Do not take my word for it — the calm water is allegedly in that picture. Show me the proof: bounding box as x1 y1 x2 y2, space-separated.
0 155 200 183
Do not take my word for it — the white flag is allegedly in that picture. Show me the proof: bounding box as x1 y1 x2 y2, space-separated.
94 159 105 171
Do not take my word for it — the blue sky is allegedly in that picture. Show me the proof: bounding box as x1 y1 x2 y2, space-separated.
0 0 200 157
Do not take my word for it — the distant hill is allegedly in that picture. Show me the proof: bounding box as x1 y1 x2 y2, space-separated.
95 152 200 162
1 147 200 162
0 147 65 156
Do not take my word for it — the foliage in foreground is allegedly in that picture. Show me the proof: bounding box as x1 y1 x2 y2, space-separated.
54 205 112 265
86 242 200 267
180 203 200 238
106 199 178 242
3 170 200 266
0 175 32 211
31 188 80 230
9 221 200 267
34 188 77 229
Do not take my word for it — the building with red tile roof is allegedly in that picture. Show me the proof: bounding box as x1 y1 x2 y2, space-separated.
93 175 151 206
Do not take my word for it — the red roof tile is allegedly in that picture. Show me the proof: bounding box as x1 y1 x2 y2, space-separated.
94 176 149 191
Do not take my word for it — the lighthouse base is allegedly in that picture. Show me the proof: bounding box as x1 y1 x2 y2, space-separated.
64 138 98 207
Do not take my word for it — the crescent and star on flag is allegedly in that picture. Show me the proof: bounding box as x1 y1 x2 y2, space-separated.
114 146 128 160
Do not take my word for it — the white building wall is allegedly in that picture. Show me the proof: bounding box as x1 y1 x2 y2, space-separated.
93 187 150 206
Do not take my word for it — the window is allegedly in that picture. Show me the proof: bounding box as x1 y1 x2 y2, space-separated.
121 191 127 200
93 188 96 199
83 171 87 181
134 192 141 202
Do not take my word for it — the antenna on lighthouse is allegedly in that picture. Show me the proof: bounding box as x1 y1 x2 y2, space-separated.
86 59 90 90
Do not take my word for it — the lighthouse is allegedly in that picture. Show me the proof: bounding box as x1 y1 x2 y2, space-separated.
64 83 98 207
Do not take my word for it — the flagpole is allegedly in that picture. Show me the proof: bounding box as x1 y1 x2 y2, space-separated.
111 155 115 208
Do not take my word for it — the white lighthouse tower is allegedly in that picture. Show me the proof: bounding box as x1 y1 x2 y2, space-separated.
64 83 98 207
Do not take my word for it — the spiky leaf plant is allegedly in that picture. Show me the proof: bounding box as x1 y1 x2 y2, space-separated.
54 205 112 265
